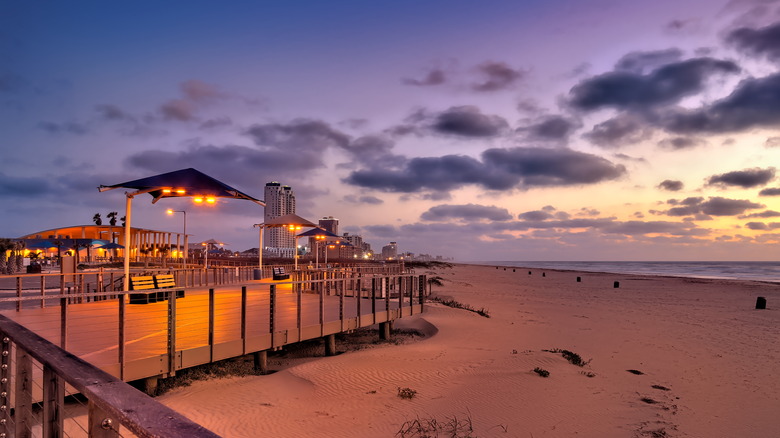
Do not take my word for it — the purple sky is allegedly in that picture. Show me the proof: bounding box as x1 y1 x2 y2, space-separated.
2 0 780 261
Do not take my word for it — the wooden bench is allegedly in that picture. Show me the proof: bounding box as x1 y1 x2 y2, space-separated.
128 276 159 304
154 274 185 299
128 274 184 304
272 267 290 280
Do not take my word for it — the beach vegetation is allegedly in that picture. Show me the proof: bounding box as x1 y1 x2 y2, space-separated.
533 367 550 377
429 296 490 318
397 387 417 399
581 371 596 378
544 348 591 367
396 412 474 437
627 369 644 375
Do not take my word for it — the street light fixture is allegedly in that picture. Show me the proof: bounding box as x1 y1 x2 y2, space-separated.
166 209 187 267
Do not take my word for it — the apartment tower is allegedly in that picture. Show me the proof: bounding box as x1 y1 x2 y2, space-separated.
264 182 296 254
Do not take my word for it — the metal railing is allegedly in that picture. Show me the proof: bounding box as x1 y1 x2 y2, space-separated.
0 314 221 437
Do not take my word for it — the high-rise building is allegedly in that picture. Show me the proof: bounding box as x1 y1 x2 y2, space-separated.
319 216 339 235
381 241 398 260
264 182 296 255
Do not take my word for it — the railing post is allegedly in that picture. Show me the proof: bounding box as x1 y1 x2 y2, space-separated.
43 365 65 438
40 275 46 308
297 285 302 341
16 277 22 312
319 281 325 336
241 286 247 354
60 297 68 350
356 276 362 325
88 399 120 437
269 285 276 347
339 278 344 332
167 289 177 377
118 295 125 380
371 278 377 324
15 346 33 438
208 289 215 363
0 334 10 436
385 277 390 321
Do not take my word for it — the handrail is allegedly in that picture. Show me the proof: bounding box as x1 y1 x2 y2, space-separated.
0 314 221 438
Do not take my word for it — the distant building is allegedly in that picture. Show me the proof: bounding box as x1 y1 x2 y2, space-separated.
264 182 296 256
381 241 398 260
319 216 339 235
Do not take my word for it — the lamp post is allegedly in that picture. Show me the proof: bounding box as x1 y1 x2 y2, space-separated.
166 209 187 267
202 242 208 268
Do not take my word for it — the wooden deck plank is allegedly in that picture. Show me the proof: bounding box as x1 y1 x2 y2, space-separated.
1 282 415 381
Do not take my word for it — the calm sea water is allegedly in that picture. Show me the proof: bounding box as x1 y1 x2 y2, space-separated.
470 261 780 283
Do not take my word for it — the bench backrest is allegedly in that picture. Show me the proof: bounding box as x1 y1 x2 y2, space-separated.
273 267 286 274
130 276 155 290
154 274 176 289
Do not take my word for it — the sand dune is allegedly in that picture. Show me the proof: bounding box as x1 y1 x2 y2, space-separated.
159 264 780 437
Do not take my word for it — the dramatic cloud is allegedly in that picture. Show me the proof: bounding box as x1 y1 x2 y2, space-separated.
180 79 223 102
0 172 53 197
431 106 509 137
160 99 196 121
340 135 402 166
726 21 780 63
345 147 626 193
582 114 651 148
37 121 89 135
765 137 780 148
663 73 780 133
517 115 581 141
569 57 740 111
472 61 525 91
95 104 132 121
740 210 780 218
343 195 384 205
759 187 780 196
658 179 684 191
420 204 513 222
402 68 447 86
658 136 707 149
245 119 351 152
706 167 775 188
615 48 684 74
518 210 554 221
661 196 764 216
125 144 325 186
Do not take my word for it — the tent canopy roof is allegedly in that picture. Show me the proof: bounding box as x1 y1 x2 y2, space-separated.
99 168 264 206
261 213 317 228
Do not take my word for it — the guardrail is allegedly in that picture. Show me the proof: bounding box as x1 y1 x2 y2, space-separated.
0 315 221 437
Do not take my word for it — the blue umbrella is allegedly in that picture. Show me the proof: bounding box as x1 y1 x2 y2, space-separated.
26 240 56 249
98 242 125 249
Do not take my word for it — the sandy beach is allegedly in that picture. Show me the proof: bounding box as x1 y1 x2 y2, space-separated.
158 263 780 437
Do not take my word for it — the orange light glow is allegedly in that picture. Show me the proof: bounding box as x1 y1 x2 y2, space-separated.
205 197 216 204
166 209 174 215
175 189 186 194
162 188 172 194
193 197 204 204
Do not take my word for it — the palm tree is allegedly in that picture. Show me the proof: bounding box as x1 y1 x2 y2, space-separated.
93 213 102 226
0 238 12 274
427 275 444 295
14 240 25 274
107 211 118 226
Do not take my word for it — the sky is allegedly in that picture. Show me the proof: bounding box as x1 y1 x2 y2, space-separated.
2 0 780 261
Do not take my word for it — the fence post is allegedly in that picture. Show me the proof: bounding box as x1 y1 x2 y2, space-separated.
16 277 22 312
319 281 325 336
297 285 302 341
208 289 215 362
168 289 177 377
88 399 120 438
419 275 426 310
269 285 276 348
371 278 377 324
60 297 68 350
0 333 10 436
339 277 344 332
43 364 65 438
356 276 362 325
15 346 33 438
241 286 247 354
118 295 125 380
385 277 390 321
41 275 46 308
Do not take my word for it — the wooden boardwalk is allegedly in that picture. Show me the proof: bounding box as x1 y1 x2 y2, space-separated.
0 274 425 385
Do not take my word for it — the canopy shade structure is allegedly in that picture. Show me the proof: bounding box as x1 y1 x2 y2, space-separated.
97 242 124 249
296 227 339 238
262 214 317 227
98 168 264 206
99 168 265 291
253 213 318 271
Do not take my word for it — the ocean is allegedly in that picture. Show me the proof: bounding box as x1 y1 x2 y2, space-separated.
470 261 780 283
